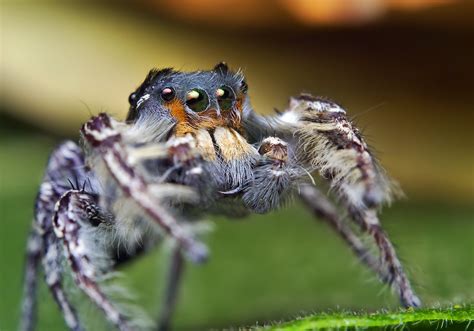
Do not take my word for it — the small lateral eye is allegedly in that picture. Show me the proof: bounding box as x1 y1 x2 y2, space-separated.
216 86 234 110
241 80 248 93
185 89 209 112
128 92 137 105
160 87 175 102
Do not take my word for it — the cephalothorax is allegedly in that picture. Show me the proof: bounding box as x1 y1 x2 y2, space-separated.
21 63 420 331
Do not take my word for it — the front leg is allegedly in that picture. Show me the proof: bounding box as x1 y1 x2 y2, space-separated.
280 95 398 208
299 184 391 284
21 141 87 331
287 95 420 307
53 190 134 331
248 139 390 287
81 113 208 263
42 233 82 331
244 95 420 307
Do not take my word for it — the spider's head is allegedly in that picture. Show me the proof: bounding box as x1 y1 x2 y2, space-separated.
126 63 249 135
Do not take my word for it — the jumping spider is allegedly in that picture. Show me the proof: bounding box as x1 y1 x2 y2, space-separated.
21 63 420 331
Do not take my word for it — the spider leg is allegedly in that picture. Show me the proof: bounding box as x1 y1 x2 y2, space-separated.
249 137 388 281
43 233 82 331
81 113 208 263
301 184 420 306
290 96 419 306
53 190 134 331
243 95 420 307
349 208 421 307
299 184 390 283
157 246 185 331
21 141 86 331
21 230 43 331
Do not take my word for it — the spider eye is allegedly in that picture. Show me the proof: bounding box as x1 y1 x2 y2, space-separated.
240 80 248 93
128 92 137 105
185 89 209 112
216 86 234 110
160 87 175 102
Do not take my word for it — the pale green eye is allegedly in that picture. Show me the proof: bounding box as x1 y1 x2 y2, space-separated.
186 89 209 112
216 86 234 110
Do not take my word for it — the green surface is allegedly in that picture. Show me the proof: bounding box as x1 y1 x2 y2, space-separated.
0 134 473 330
259 305 473 330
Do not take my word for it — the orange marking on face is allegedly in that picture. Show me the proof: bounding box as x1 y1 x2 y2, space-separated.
166 99 194 136
167 99 187 123
168 95 247 136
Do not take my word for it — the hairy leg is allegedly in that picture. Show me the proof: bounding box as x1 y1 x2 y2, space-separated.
349 208 421 307
81 113 208 263
53 190 134 331
286 96 419 306
20 230 43 331
43 234 82 331
248 137 388 282
244 95 420 307
298 184 391 283
21 141 86 331
157 246 185 331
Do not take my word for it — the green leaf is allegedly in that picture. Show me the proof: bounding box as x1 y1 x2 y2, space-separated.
257 305 473 330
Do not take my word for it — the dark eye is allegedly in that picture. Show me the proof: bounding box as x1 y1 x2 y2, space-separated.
128 92 137 105
216 86 234 110
185 89 209 112
241 80 248 93
160 87 175 102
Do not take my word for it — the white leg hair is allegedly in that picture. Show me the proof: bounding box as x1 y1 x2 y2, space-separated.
53 190 134 331
21 141 87 331
81 114 208 264
244 95 420 307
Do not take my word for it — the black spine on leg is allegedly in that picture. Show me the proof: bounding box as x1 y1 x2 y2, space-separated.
21 141 89 331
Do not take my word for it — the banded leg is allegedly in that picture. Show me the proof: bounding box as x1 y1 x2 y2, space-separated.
290 95 419 306
21 141 86 331
298 184 391 283
20 230 43 331
81 113 208 263
248 137 388 282
350 208 421 307
43 234 82 331
157 246 185 331
244 94 420 307
21 183 63 331
53 190 133 331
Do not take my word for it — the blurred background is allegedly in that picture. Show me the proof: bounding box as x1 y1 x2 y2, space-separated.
1 0 473 330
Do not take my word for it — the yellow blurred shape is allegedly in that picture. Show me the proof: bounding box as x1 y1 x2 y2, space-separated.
280 0 385 25
147 0 461 25
1 1 473 203
146 0 281 26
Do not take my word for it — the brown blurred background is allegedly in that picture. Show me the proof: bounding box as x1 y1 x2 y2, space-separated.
2 0 473 203
1 1 474 330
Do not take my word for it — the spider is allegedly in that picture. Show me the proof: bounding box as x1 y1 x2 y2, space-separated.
20 63 420 331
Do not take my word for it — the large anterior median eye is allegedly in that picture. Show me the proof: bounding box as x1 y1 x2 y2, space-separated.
186 89 209 112
216 86 234 110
